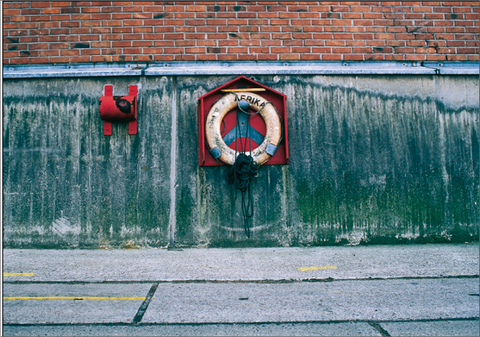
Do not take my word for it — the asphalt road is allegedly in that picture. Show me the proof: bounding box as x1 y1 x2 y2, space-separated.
3 244 479 336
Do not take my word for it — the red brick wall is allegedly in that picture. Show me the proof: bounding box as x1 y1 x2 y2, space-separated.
3 1 479 65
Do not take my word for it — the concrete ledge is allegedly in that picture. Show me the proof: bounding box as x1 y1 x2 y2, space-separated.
3 61 479 78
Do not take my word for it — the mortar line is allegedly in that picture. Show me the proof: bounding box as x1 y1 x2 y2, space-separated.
132 282 159 325
168 76 178 248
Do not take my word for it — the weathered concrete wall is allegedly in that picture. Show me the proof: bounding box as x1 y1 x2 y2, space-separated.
3 75 479 248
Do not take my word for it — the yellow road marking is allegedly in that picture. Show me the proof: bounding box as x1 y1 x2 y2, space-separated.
298 266 338 271
3 273 35 277
3 296 146 301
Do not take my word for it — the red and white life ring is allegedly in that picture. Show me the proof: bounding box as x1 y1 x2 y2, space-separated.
205 91 282 166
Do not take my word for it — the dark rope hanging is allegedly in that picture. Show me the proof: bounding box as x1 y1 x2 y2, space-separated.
225 99 259 238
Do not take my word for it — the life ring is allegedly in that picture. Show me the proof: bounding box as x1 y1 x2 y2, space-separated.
205 91 282 166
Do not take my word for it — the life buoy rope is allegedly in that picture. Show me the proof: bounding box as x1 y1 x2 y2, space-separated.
205 91 283 166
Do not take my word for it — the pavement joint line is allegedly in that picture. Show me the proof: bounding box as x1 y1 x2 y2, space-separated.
368 321 392 337
3 317 479 327
3 274 479 284
132 283 159 325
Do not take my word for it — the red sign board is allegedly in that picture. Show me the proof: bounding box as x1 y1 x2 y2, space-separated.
198 76 288 166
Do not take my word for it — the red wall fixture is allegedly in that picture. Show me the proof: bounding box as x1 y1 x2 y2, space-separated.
198 76 288 167
99 84 138 136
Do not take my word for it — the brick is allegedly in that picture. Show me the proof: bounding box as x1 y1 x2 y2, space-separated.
458 47 477 53
353 47 373 53
326 40 346 46
3 51 19 58
270 19 290 25
165 6 184 12
354 20 373 26
185 47 205 53
173 40 194 47
300 54 321 60
343 13 362 19
387 26 407 33
404 13 424 20
456 20 476 26
266 5 287 11
347 40 367 46
332 47 352 53
197 54 217 61
60 49 80 56
112 27 133 34
345 26 365 33
228 47 248 53
279 53 299 60
197 40 216 46
447 54 468 60
237 54 257 61
113 41 132 47
299 12 320 18
123 6 144 12
102 20 123 26
261 40 282 46
436 47 456 53
237 13 257 18
31 57 52 63
405 54 426 60
344 54 364 60
332 19 352 26
272 33 292 39
51 42 70 49
154 40 174 47
424 13 444 19
31 2 52 8
240 40 261 46
247 5 266 11
407 40 426 47
9 58 29 64
257 54 278 61
153 54 175 61
322 54 342 60
19 23 39 29
123 20 144 26
185 19 205 25
240 26 259 32
367 40 386 46
219 40 238 46
80 48 101 55
185 5 205 11
293 33 312 39
55 36 77 44
365 54 385 61
331 6 349 12
446 41 466 47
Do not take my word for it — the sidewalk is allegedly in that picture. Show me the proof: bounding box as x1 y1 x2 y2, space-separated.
3 243 479 336
3 243 479 282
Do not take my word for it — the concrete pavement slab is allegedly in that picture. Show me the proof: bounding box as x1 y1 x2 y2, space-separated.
142 278 479 323
380 319 480 336
2 322 382 336
3 283 152 324
3 244 478 282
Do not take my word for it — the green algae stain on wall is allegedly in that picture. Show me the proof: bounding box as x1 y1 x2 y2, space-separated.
287 81 479 245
